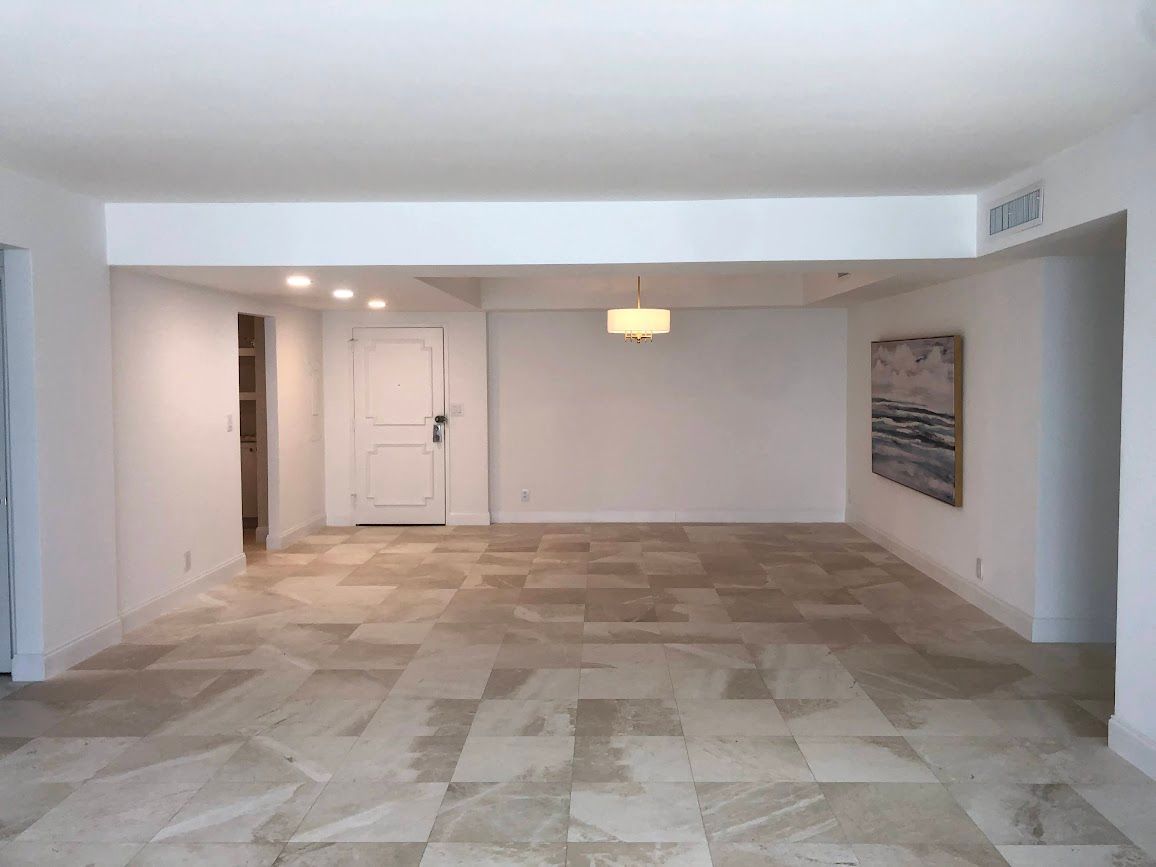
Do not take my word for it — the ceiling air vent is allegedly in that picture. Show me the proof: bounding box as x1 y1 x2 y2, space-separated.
989 184 1043 236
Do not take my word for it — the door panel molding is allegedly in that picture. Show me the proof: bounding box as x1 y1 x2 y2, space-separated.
352 327 446 525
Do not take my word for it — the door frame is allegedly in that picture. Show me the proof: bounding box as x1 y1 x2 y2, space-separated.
349 325 448 525
0 253 13 672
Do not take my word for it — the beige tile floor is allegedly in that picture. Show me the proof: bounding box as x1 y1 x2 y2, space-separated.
0 522 1152 866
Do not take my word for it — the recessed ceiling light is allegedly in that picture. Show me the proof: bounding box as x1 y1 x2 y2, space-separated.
367 298 387 310
332 288 355 300
286 274 312 288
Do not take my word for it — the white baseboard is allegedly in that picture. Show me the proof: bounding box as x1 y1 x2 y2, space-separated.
449 512 491 526
267 514 326 550
13 553 249 682
13 616 125 682
847 513 1036 640
1109 715 1156 780
1030 616 1116 644
848 512 1117 644
118 553 248 635
491 509 845 524
11 654 45 682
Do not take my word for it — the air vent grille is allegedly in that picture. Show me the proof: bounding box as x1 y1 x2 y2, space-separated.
989 187 1042 236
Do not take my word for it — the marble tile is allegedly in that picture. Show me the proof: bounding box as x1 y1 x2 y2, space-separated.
573 736 692 782
821 783 992 845
451 736 574 782
390 666 492 700
290 669 400 699
0 782 76 841
482 668 580 700
0 736 30 759
0 736 137 783
568 782 706 843
213 735 355 783
45 699 179 738
155 672 311 737
657 623 743 644
709 842 857 866
874 699 1005 735
291 782 448 842
579 667 673 700
470 700 576 736
974 699 1107 740
273 842 425 865
1075 783 1156 856
685 736 813 782
904 736 1057 784
495 643 582 668
949 782 1130 845
997 844 1156 866
0 701 82 737
669 669 771 701
333 736 465 782
429 782 570 843
420 842 567 865
0 842 142 866
778 699 897 736
797 736 938 783
17 780 202 842
94 736 243 786
664 644 755 669
761 667 864 699
361 699 478 737
853 842 1011 866
581 644 668 668
153 780 322 843
253 698 381 738
676 700 788 736
696 782 844 844
75 644 177 671
750 644 838 668
566 842 713 866
1030 738 1155 785
129 842 282 865
575 699 682 736
0 523 1133 860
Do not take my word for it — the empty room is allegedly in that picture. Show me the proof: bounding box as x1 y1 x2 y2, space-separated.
1 3 1155 865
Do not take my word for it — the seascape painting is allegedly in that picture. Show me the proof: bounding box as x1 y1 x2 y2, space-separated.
871 335 962 506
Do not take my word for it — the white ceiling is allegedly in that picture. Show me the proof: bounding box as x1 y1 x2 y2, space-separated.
4 1 1155 202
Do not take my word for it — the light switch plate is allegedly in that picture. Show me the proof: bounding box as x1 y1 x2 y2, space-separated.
449 403 464 417
227 413 234 432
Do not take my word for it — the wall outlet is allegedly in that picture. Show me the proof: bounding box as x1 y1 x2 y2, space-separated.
184 550 193 573
521 488 530 503
226 413 234 432
975 557 984 581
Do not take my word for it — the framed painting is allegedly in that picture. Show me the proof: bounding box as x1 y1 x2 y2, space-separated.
870 335 963 506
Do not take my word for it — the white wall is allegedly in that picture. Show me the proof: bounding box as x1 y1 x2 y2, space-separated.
1034 255 1124 640
847 256 1124 643
105 196 976 267
323 312 490 526
488 308 847 522
979 104 1156 777
111 270 325 627
0 166 118 679
847 260 1047 629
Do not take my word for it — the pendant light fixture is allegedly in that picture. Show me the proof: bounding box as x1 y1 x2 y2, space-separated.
607 276 670 343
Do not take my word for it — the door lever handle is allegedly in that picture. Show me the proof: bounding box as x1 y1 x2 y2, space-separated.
432 415 447 443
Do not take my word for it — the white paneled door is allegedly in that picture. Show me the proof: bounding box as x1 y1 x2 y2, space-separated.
352 327 447 525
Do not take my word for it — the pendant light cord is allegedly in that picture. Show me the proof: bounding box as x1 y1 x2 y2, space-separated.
636 275 642 309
